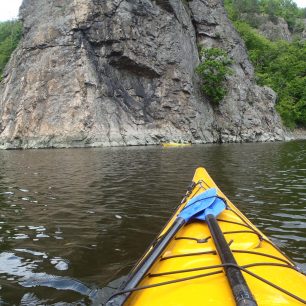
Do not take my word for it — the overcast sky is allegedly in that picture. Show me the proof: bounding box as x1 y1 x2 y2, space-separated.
0 0 22 22
294 0 306 8
0 0 305 22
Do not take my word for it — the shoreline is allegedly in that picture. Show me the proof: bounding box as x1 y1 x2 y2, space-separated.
0 131 305 150
291 128 306 140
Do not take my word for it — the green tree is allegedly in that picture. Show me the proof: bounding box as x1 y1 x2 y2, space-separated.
275 0 299 31
234 21 306 128
226 0 304 32
0 20 22 79
196 48 233 104
234 21 278 68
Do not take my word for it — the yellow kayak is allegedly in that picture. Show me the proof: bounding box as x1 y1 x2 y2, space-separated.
107 167 306 305
161 142 192 147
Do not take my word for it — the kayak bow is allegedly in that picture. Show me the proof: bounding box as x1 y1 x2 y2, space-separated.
106 167 306 306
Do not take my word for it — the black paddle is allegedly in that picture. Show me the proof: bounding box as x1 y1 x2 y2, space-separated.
198 195 258 306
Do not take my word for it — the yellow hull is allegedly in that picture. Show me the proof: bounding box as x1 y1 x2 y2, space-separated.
161 142 192 147
122 168 306 305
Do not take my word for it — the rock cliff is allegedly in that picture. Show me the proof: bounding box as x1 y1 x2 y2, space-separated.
239 13 293 42
0 0 285 149
258 16 292 42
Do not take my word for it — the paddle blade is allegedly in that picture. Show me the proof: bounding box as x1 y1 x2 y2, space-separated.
195 197 226 220
184 188 217 208
179 188 218 222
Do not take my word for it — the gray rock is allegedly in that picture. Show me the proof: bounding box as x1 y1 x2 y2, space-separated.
258 16 292 42
302 19 306 41
0 0 285 149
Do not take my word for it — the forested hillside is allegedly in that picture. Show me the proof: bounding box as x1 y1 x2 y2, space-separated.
0 20 22 80
225 0 306 128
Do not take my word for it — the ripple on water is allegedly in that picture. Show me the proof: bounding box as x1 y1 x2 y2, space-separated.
15 249 48 258
272 213 305 220
50 257 69 271
13 233 30 240
2 191 14 195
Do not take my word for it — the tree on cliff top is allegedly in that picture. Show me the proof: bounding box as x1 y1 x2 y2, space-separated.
225 0 305 32
0 20 22 80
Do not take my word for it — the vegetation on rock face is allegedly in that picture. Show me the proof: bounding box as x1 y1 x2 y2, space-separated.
0 20 22 80
225 0 306 128
225 0 306 33
196 48 233 104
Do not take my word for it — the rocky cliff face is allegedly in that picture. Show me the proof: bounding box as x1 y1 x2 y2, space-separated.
239 13 293 42
258 16 292 41
0 0 285 149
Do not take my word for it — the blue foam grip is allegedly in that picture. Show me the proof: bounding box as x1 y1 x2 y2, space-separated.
179 188 217 222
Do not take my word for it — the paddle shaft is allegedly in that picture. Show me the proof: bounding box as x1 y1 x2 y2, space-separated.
106 217 185 306
206 214 257 306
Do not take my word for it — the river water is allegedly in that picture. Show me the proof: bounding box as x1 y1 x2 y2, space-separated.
0 141 305 304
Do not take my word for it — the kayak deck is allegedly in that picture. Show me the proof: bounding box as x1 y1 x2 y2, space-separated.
116 168 306 305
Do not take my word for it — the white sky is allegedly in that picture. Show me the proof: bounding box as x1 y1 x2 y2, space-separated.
0 0 305 22
0 0 23 22
295 0 306 8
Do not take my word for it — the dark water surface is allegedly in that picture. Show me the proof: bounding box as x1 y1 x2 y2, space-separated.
0 141 305 304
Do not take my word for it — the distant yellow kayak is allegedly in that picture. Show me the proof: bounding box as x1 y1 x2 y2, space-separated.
161 142 192 147
106 167 306 305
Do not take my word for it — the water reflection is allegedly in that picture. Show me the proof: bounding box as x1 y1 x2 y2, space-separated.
0 141 305 304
